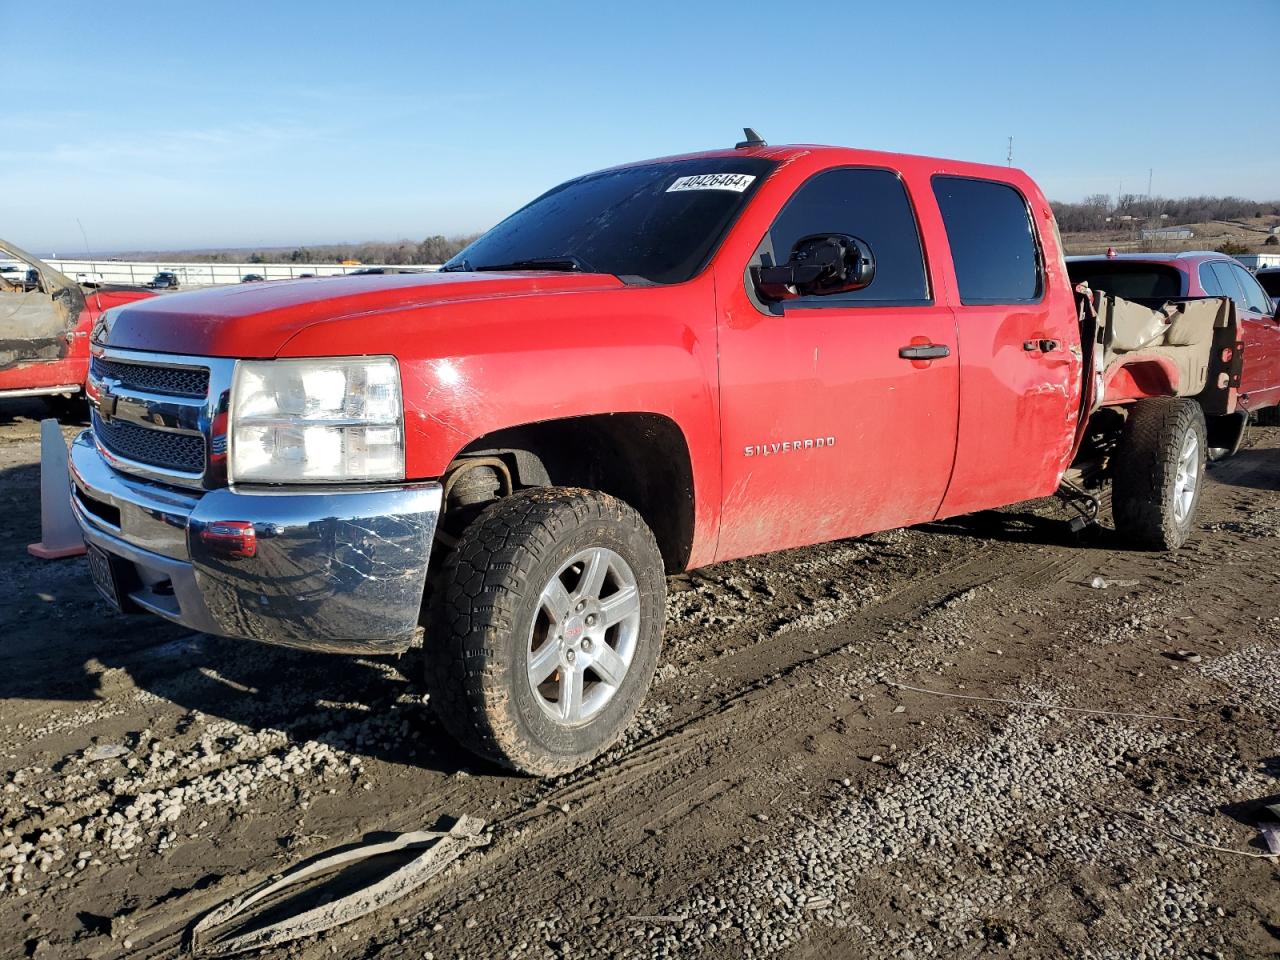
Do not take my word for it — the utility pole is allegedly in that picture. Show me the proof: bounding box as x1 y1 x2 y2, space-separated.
1006 136 1013 167
1147 168 1153 201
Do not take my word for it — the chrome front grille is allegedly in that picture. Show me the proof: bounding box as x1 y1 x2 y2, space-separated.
88 348 236 489
90 356 210 398
92 411 206 473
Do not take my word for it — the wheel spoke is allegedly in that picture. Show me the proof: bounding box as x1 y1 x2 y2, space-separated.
540 577 572 623
599 585 639 627
527 642 560 688
576 548 609 601
590 642 627 686
560 666 585 723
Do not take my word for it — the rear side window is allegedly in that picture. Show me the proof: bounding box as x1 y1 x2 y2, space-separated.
1198 262 1225 297
1206 261 1246 309
1229 263 1272 314
751 167 930 307
933 176 1042 305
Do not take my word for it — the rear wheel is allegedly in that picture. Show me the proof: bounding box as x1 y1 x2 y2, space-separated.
425 487 666 775
1112 398 1206 550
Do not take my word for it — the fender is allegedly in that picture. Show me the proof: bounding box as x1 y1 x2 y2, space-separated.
277 275 723 566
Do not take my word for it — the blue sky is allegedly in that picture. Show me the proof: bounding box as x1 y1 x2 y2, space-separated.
4 0 1277 253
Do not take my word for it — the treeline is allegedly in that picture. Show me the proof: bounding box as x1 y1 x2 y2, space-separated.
151 235 482 265
1051 195 1280 233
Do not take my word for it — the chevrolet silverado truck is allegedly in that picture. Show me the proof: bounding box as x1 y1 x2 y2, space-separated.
69 135 1246 775
0 239 154 406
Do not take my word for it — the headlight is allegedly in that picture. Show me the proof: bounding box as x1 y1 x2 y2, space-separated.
230 357 404 483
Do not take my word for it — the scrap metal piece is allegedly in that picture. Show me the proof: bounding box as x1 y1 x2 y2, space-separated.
190 815 486 957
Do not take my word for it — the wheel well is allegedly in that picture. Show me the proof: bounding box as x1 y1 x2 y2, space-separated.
444 414 696 573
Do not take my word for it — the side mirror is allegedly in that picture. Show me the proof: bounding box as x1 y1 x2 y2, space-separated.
751 234 875 302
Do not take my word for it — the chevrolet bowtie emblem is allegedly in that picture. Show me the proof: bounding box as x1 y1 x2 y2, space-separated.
98 383 119 422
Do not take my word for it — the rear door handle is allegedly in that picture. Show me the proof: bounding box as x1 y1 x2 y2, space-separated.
898 344 950 360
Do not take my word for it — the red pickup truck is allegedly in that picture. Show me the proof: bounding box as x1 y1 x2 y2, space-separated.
69 135 1249 774
1 239 154 406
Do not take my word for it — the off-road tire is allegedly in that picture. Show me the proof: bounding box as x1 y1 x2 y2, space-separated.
1112 398 1206 550
425 487 666 776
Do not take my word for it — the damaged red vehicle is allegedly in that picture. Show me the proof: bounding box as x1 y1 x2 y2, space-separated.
1067 251 1280 418
0 239 155 405
70 135 1257 775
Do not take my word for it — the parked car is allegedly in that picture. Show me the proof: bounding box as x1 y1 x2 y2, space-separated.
0 261 26 286
1067 251 1280 418
0 238 154 403
70 138 1260 776
240 274 265 283
149 271 180 289
1256 266 1280 301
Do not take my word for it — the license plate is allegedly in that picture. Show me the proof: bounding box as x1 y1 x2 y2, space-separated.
86 544 123 611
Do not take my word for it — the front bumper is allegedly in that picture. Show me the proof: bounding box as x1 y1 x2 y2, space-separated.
68 430 441 653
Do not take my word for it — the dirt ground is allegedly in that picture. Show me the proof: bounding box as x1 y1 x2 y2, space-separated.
0 400 1277 960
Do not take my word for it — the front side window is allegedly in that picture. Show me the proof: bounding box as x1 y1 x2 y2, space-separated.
443 157 776 285
749 167 930 307
933 176 1042 305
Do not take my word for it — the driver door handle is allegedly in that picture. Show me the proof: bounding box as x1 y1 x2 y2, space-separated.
898 343 950 360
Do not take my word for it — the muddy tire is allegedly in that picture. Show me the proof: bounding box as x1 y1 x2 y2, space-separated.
425 487 666 776
1112 398 1206 550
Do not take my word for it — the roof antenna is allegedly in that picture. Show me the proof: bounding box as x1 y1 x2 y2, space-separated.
735 127 766 149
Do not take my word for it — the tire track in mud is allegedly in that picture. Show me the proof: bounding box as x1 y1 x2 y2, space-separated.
79 527 1072 958
356 534 1122 959
4 421 1279 958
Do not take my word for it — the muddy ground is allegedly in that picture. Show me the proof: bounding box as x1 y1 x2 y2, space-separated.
0 400 1276 960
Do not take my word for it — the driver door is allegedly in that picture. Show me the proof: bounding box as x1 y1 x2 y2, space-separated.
714 167 959 562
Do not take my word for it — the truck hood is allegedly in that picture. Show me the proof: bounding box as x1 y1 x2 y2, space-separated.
98 271 628 357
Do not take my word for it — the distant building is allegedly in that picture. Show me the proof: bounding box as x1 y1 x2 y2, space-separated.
1141 227 1194 241
1235 253 1280 271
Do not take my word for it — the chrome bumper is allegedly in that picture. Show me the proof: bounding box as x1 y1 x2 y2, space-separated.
68 430 441 653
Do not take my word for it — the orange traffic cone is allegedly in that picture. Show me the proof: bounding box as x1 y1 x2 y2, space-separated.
28 419 86 559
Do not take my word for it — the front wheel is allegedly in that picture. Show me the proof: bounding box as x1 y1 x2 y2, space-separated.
425 488 666 776
1112 398 1207 550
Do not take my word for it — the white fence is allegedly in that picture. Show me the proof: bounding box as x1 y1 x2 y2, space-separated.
41 259 442 287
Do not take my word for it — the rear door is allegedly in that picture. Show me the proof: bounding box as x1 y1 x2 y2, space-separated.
930 176 1081 518
714 166 959 561
1205 259 1280 410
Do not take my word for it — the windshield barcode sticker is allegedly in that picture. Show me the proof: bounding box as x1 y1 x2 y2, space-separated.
667 173 756 193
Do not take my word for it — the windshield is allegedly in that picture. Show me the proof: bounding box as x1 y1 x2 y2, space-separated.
1066 260 1185 300
443 157 777 284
